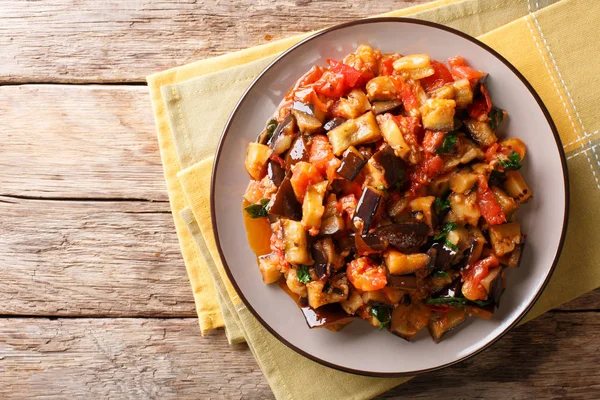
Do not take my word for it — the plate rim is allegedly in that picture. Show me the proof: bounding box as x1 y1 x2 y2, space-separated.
210 17 570 377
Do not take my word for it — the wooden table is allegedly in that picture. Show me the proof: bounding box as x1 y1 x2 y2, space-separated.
1 1 598 398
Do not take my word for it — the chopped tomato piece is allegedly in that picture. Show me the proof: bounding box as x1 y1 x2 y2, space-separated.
269 153 285 168
338 194 358 219
290 161 324 203
461 254 499 301
312 71 346 98
420 60 454 92
476 175 506 225
284 65 324 101
294 88 330 112
346 257 387 291
380 58 395 76
448 56 485 84
394 77 420 114
468 84 492 120
422 130 446 154
327 59 372 88
392 114 423 145
484 143 501 163
309 135 336 175
409 154 444 192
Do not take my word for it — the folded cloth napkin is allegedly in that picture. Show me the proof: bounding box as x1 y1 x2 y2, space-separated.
148 0 600 398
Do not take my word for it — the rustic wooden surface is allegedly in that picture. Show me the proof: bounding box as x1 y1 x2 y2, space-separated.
1 0 598 399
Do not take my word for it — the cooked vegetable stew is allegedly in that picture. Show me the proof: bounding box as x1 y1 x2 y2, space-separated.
243 45 530 342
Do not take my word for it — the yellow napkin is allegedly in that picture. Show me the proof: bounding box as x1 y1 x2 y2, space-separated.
148 0 600 398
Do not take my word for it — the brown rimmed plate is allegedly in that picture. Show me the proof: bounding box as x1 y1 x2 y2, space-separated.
211 18 569 376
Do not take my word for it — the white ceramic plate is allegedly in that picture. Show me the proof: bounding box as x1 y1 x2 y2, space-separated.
211 18 568 376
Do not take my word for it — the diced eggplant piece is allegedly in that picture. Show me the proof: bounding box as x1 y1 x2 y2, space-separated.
336 146 367 181
429 84 455 100
420 99 456 132
501 240 525 268
369 145 408 189
321 194 345 235
489 222 521 256
428 173 451 197
428 308 467 342
354 233 385 256
269 177 302 221
323 117 347 131
327 111 382 156
340 291 364 315
245 142 272 180
286 268 308 298
491 186 517 216
301 303 355 329
306 273 349 309
465 118 498 147
257 252 283 284
449 168 479 194
371 100 402 115
333 89 372 119
285 135 309 169
311 238 339 279
389 300 431 340
353 187 382 234
376 114 411 161
292 109 323 134
504 170 532 203
426 241 457 271
376 222 429 252
434 278 463 299
465 304 494 319
446 192 481 226
366 76 398 101
291 101 325 122
393 54 435 80
409 196 436 230
385 268 418 290
452 79 473 108
384 249 430 275
302 181 328 234
281 219 312 265
480 267 504 306
267 160 285 187
268 113 296 155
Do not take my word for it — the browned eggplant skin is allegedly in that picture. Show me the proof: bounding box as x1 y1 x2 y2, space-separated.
285 135 310 169
267 160 285 186
269 177 302 221
336 148 367 181
370 146 407 188
377 222 429 253
353 187 382 235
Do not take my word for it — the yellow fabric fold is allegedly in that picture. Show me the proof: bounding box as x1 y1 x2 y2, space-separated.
147 0 600 398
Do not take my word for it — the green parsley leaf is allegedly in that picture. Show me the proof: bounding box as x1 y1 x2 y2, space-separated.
296 265 312 284
266 119 278 140
437 131 458 154
369 304 392 330
488 107 504 130
425 297 467 307
497 151 522 171
434 222 457 240
470 299 492 306
444 238 459 251
244 198 270 219
432 270 451 279
434 197 450 212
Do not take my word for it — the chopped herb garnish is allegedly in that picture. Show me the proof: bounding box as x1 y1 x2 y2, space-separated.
432 270 451 279
488 108 504 130
434 222 457 240
437 131 458 154
369 304 392 330
425 297 467 307
296 265 312 284
434 196 450 212
444 238 459 252
244 198 270 219
265 119 278 140
377 184 388 193
497 151 522 171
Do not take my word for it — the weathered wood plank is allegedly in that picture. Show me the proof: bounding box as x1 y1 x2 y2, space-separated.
0 85 167 201
0 313 598 399
0 0 430 83
556 288 600 311
0 197 196 317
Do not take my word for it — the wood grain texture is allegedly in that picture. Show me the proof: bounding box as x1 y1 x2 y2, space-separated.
0 85 167 201
0 196 196 317
0 0 426 83
0 312 598 399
